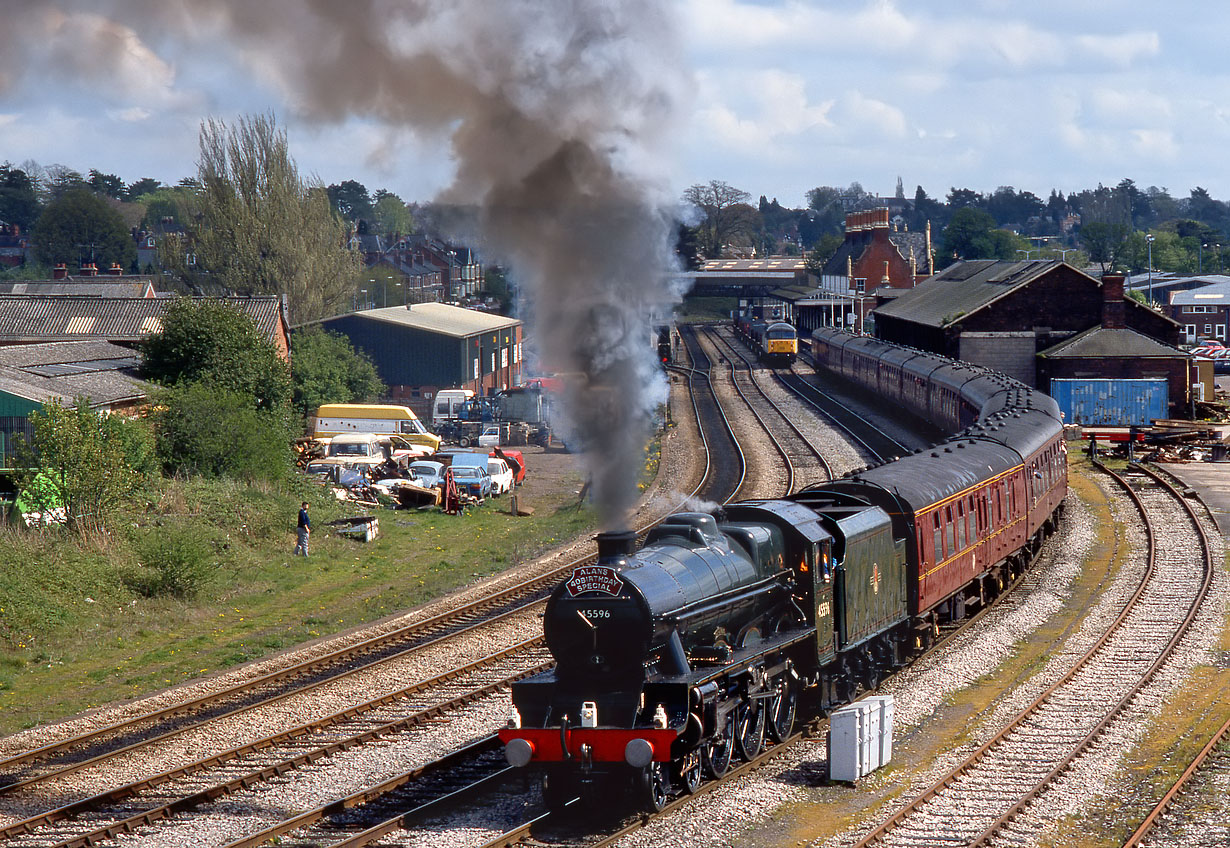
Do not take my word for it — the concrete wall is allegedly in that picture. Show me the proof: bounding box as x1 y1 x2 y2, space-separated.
959 332 1038 387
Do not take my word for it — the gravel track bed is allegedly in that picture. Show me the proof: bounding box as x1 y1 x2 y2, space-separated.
690 329 785 501
612 489 1098 848
0 610 547 838
703 328 831 489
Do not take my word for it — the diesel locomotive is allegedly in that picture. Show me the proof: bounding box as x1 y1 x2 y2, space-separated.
499 327 1068 813
733 306 799 365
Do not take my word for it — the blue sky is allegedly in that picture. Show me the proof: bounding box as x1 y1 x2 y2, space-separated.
2 1 1227 208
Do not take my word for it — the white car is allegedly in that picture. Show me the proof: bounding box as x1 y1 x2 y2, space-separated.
477 425 501 448
408 460 445 488
487 457 514 495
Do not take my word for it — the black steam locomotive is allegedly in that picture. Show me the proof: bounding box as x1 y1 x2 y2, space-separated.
499 328 1068 812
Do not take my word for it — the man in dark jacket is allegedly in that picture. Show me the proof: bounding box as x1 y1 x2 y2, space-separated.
294 502 311 556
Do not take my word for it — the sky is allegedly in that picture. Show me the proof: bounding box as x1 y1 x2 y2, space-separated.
1 0 1228 209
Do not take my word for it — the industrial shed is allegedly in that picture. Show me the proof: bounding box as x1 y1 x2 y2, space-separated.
0 340 150 469
313 302 523 416
873 260 1181 388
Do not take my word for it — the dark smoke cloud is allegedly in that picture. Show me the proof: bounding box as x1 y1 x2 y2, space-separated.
3 0 692 528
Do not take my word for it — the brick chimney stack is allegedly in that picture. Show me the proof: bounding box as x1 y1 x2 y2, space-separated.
1102 273 1126 329
53 263 67 280
108 263 123 276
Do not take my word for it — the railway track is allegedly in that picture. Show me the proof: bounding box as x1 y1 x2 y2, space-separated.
673 324 747 502
0 353 742 847
1 642 552 847
848 461 1216 848
699 325 832 488
778 359 913 465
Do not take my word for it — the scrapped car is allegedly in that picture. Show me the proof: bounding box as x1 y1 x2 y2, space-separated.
408 460 446 489
477 424 502 448
487 458 514 495
450 464 492 499
490 448 525 483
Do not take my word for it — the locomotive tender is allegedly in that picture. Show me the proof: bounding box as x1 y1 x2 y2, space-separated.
500 327 1068 812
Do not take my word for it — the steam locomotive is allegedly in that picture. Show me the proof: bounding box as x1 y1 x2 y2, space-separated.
499 327 1068 812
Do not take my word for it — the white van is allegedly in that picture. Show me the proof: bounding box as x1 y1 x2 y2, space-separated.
432 389 475 424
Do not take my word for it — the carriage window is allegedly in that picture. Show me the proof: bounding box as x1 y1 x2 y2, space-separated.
946 507 956 554
933 513 943 562
967 502 976 543
956 503 966 549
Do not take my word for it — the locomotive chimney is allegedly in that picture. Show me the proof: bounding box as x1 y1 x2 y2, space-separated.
595 530 636 565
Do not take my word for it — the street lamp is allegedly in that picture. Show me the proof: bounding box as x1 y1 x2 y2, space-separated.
1200 242 1206 274
1015 249 1038 261
1057 248 1077 262
1145 234 1155 306
360 288 367 310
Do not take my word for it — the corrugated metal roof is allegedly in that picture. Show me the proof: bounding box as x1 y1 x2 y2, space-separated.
356 302 519 338
0 296 285 344
0 339 149 407
873 259 1061 327
1170 282 1230 305
1039 326 1186 359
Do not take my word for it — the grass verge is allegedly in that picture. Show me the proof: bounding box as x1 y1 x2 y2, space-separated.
0 466 596 735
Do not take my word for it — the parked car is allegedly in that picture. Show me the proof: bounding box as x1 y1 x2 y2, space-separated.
490 448 526 483
408 460 446 488
487 458 514 495
477 424 502 448
450 464 492 499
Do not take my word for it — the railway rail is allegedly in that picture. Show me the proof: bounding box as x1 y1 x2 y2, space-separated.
778 358 913 465
848 460 1216 848
0 334 764 848
673 324 747 501
700 325 832 487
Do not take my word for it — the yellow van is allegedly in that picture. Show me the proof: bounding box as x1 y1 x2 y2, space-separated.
312 404 441 451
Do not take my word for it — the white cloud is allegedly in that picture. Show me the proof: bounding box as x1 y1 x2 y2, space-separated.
692 69 832 155
1075 31 1161 66
107 107 152 123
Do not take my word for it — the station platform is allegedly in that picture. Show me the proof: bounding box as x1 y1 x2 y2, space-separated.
1155 461 1230 539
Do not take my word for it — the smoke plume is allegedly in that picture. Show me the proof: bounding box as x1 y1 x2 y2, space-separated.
4 0 693 528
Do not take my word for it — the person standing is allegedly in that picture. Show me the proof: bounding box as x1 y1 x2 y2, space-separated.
294 501 311 556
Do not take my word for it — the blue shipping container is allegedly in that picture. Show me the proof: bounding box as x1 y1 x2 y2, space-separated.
1050 378 1168 427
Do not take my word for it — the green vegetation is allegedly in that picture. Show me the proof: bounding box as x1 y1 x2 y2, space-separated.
676 296 737 323
0 473 597 733
290 327 385 416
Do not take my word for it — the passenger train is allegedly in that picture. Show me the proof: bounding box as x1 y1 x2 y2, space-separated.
499 326 1068 813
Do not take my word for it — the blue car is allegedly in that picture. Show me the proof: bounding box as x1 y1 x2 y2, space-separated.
450 464 492 499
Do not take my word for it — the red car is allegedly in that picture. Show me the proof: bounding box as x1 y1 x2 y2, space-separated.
490 448 526 484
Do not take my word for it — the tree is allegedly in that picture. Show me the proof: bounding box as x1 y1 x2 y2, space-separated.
804 233 844 275
160 114 359 322
140 298 292 412
941 207 997 259
152 382 294 481
290 327 385 416
125 177 164 201
138 187 195 231
327 180 374 223
0 163 42 230
370 191 413 237
947 188 983 209
1079 222 1130 272
32 188 137 268
45 165 86 200
683 181 756 258
87 169 125 199
18 399 149 535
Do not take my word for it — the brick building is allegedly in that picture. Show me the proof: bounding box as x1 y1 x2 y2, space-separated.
807 208 933 333
1167 280 1230 343
873 260 1180 387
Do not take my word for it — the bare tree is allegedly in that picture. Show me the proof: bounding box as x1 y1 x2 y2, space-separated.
161 114 359 323
683 180 757 259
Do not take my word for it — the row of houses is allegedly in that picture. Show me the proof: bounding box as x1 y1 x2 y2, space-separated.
0 267 525 467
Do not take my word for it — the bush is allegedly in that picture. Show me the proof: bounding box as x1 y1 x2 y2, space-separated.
153 383 295 481
123 525 218 599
